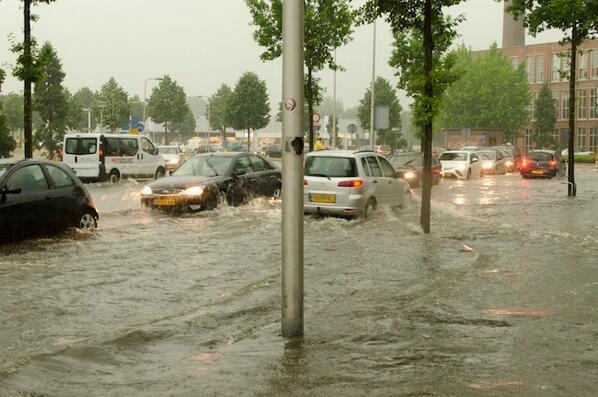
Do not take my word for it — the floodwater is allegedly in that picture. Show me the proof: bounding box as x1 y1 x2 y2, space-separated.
1 166 597 396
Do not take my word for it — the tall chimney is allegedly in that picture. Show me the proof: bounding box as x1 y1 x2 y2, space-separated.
502 0 525 48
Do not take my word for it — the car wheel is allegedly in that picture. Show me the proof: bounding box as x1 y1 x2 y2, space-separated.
362 198 376 219
217 191 228 207
155 167 165 180
109 169 120 183
432 174 440 185
78 210 97 229
467 168 472 179
272 185 282 199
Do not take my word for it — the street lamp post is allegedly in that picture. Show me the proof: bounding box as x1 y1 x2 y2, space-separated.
82 108 91 133
369 21 377 149
143 77 163 142
198 96 211 152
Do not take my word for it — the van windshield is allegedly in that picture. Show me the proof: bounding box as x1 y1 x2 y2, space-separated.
439 152 467 161
305 156 357 178
65 138 97 155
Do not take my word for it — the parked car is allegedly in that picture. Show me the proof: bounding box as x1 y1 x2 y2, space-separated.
520 150 565 178
439 150 482 179
388 153 442 188
0 159 98 242
265 144 282 158
494 145 521 170
140 152 281 212
62 133 166 183
479 149 507 175
157 145 185 172
496 148 516 172
303 150 410 218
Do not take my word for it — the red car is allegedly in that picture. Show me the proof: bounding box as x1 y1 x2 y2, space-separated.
520 150 565 179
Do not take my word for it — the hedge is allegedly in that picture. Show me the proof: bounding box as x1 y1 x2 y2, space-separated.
561 153 597 163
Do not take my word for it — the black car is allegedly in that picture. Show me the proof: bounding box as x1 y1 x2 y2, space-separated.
140 152 281 212
388 153 442 188
265 144 282 158
520 150 566 178
0 159 99 242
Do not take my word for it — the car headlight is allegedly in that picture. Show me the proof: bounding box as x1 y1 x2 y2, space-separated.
181 186 204 196
404 171 417 179
167 158 179 165
482 161 493 169
141 186 153 196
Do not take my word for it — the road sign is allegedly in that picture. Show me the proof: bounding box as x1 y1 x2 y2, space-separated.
130 128 139 135
347 123 358 134
136 123 145 132
312 112 321 123
374 106 390 130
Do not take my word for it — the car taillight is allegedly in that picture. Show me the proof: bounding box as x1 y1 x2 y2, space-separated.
304 179 308 186
549 160 557 168
522 158 528 168
337 180 363 188
99 148 105 163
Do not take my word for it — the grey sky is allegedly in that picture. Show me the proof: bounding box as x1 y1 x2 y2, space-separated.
0 0 562 112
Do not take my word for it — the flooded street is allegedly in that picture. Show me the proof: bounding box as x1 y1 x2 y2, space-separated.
1 166 597 396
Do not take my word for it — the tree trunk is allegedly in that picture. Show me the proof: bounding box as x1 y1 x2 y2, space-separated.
23 0 33 159
567 30 577 197
164 122 168 145
420 0 433 234
247 128 251 152
306 67 315 152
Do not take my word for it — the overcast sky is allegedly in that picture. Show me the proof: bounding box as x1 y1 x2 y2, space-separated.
0 0 562 113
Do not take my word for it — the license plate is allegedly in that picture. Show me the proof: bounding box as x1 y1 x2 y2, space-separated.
154 197 176 206
531 170 544 175
309 194 336 204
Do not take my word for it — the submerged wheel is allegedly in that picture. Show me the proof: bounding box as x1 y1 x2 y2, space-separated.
217 191 228 207
78 210 97 229
272 186 282 199
362 198 376 219
467 168 472 179
109 169 120 183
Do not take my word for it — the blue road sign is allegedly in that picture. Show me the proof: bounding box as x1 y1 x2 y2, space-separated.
136 123 145 132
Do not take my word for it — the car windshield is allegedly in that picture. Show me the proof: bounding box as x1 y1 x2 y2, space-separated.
439 152 468 161
159 147 178 154
305 156 357 178
527 152 553 161
480 151 496 160
0 163 16 177
173 156 233 177
388 154 417 167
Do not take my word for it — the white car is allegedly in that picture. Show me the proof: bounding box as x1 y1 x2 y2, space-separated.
157 145 184 171
303 150 411 218
478 149 507 175
439 150 482 179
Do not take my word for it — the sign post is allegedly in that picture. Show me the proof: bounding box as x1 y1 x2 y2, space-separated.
281 0 304 337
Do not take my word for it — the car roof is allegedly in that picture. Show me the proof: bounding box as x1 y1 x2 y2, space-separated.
529 149 556 154
441 150 470 154
306 149 377 158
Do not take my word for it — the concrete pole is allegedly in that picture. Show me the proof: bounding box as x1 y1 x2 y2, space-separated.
369 21 376 149
87 109 91 133
332 49 337 149
281 0 304 338
207 101 211 152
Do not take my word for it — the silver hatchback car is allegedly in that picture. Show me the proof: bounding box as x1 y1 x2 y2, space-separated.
303 150 411 218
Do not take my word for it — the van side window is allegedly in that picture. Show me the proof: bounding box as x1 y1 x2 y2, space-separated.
105 138 120 156
142 138 155 154
121 138 139 156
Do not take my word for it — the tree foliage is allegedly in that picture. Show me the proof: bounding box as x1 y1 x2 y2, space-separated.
96 77 129 132
227 72 270 150
0 67 17 157
33 42 68 157
147 75 188 143
357 77 403 149
438 44 531 141
208 84 233 133
1 93 24 133
534 82 557 149
66 87 96 132
172 105 197 138
245 0 354 150
129 95 144 122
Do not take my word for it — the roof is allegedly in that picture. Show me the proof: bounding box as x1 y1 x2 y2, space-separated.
306 149 375 158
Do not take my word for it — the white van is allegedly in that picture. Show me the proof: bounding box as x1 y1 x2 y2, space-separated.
62 133 166 183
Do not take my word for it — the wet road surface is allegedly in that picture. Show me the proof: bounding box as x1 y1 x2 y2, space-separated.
1 166 597 396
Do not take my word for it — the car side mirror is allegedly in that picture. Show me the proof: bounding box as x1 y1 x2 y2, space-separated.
153 148 160 156
471 158 479 163
1 186 21 201
234 169 245 177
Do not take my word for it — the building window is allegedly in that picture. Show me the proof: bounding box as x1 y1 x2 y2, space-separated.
535 54 544 82
526 55 534 83
560 128 569 149
561 91 570 120
579 51 589 80
592 50 598 80
552 129 559 147
590 128 598 152
577 128 587 149
590 89 598 119
511 56 519 70
577 89 589 119
552 52 570 81
552 53 561 81
529 92 539 120
524 128 534 152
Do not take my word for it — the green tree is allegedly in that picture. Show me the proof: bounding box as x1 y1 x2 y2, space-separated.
208 84 233 134
245 0 354 151
33 42 68 158
0 68 17 157
10 0 57 158
1 93 24 134
66 87 97 132
438 44 530 141
534 82 557 150
129 94 144 122
506 0 598 197
147 75 188 144
227 72 270 151
357 77 403 150
172 105 197 139
96 77 129 132
364 0 465 234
